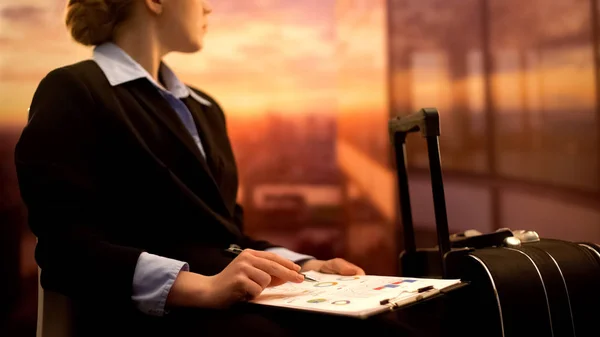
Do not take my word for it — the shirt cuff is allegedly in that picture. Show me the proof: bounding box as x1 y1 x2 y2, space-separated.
265 247 315 263
132 252 189 317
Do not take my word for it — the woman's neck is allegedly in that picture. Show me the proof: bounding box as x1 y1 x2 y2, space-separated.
113 23 166 82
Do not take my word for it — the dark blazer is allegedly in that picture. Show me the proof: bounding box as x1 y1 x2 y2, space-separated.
15 61 277 331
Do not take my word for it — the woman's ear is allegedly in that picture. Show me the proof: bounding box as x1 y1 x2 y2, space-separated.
144 0 164 15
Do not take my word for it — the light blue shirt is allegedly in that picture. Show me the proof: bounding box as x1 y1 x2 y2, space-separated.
92 42 314 317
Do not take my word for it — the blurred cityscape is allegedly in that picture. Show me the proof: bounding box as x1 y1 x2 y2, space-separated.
232 113 343 249
228 113 396 274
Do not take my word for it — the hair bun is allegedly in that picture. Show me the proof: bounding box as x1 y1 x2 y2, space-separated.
65 0 117 46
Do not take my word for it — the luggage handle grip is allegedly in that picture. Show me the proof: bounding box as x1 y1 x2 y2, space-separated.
388 107 441 141
389 108 450 275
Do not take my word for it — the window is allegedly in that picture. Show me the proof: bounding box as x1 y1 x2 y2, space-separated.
388 0 489 173
491 0 599 191
388 0 600 191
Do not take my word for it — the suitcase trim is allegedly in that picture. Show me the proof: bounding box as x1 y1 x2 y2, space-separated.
468 254 506 337
505 247 555 337
579 243 600 261
542 249 576 336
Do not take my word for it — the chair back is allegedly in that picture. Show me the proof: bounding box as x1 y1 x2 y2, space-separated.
36 268 74 337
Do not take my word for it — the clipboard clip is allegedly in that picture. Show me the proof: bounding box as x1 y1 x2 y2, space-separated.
379 286 440 310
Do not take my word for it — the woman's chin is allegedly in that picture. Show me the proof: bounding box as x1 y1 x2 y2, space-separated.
176 39 204 54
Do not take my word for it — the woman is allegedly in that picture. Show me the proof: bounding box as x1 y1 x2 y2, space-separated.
15 1 430 336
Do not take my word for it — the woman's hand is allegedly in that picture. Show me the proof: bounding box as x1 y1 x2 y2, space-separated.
168 249 304 309
301 258 365 276
204 249 305 308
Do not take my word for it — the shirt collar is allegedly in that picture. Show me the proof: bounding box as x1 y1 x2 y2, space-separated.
92 42 211 106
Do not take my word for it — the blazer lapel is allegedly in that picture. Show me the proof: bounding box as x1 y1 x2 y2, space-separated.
136 84 210 168
128 83 228 211
185 101 222 182
184 98 232 208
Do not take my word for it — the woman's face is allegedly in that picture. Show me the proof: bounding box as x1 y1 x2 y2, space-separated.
157 0 212 53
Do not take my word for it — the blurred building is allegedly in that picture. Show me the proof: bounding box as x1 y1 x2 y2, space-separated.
239 113 346 259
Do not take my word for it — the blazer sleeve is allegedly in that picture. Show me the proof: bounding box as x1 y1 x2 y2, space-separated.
14 68 143 305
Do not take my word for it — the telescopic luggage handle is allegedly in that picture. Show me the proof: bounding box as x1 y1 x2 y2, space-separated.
388 108 451 271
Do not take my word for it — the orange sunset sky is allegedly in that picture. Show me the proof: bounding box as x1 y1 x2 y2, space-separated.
0 0 357 127
1 0 594 130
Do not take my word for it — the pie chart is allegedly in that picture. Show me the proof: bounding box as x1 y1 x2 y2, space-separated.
332 300 351 305
314 282 338 288
307 298 327 303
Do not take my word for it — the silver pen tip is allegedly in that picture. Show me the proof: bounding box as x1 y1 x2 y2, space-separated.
302 274 319 282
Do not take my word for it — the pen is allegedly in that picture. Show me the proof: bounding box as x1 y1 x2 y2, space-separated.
225 247 319 282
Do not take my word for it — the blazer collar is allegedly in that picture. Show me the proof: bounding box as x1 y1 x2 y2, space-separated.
92 42 211 106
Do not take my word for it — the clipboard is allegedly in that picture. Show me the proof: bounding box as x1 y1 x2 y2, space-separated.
249 271 468 319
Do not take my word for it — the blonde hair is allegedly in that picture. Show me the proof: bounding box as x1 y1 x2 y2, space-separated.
65 0 135 46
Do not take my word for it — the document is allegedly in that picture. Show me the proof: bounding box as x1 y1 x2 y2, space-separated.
250 271 462 318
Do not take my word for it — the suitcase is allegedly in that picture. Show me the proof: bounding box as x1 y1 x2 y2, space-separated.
389 108 600 337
